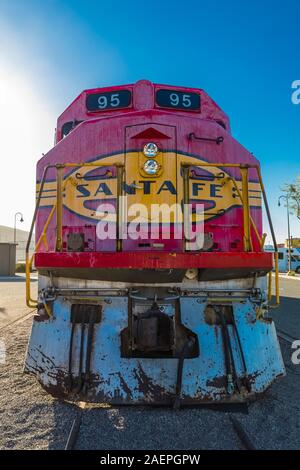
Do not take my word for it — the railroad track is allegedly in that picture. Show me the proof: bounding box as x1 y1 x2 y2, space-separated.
65 402 87 450
0 309 36 333
228 328 300 450
65 412 83 450
64 404 257 451
229 416 256 450
277 329 298 344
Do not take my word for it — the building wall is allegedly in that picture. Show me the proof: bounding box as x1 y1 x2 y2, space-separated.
285 238 300 248
0 225 34 262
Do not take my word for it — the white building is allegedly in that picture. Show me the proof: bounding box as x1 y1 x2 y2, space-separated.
0 225 34 263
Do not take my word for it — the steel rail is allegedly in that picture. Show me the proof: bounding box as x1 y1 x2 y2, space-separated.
0 309 36 333
230 416 256 450
65 412 82 450
277 329 298 344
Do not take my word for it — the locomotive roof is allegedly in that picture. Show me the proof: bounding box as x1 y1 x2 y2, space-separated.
56 80 230 143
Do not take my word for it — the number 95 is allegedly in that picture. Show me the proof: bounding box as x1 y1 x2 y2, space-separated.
169 93 192 108
97 94 120 109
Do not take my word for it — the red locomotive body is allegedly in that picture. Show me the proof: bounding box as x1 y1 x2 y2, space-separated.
34 80 270 282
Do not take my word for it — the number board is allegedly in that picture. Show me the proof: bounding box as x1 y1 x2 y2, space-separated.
86 89 132 112
156 89 200 111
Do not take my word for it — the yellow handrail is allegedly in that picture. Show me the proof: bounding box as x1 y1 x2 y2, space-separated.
268 251 280 308
25 164 55 309
26 204 57 310
228 177 261 247
26 160 279 311
181 162 280 308
26 163 124 309
240 165 252 251
255 166 279 308
26 177 70 308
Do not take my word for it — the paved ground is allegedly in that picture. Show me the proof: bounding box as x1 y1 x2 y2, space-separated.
271 274 300 338
0 275 299 450
0 274 37 328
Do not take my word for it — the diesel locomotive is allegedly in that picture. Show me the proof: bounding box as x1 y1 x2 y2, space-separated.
25 80 284 405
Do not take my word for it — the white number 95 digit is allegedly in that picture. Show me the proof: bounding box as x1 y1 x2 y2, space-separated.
110 93 120 107
97 95 108 108
98 93 120 109
182 94 192 107
170 93 179 106
169 93 192 107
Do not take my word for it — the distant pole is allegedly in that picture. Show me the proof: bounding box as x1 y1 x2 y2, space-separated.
278 195 292 272
14 212 24 244
286 198 291 272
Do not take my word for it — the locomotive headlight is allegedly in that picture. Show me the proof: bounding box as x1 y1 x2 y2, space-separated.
143 159 159 175
143 142 158 158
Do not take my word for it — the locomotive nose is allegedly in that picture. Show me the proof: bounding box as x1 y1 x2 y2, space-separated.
26 81 284 406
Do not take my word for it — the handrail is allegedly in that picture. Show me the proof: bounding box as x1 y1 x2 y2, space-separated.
181 162 280 308
26 160 279 310
116 164 124 252
188 133 224 145
55 165 64 251
26 164 56 308
239 165 252 251
228 176 264 248
255 165 279 307
26 162 124 309
182 162 255 252
53 162 124 252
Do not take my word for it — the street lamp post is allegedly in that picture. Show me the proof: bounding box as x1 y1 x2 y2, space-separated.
278 195 291 273
14 212 24 244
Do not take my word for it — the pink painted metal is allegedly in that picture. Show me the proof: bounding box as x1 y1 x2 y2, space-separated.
35 251 273 270
35 80 263 269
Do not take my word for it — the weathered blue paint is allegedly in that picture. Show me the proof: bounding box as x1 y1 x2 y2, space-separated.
25 294 285 404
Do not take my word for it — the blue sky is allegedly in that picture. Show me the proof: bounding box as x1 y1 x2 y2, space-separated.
0 0 299 243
